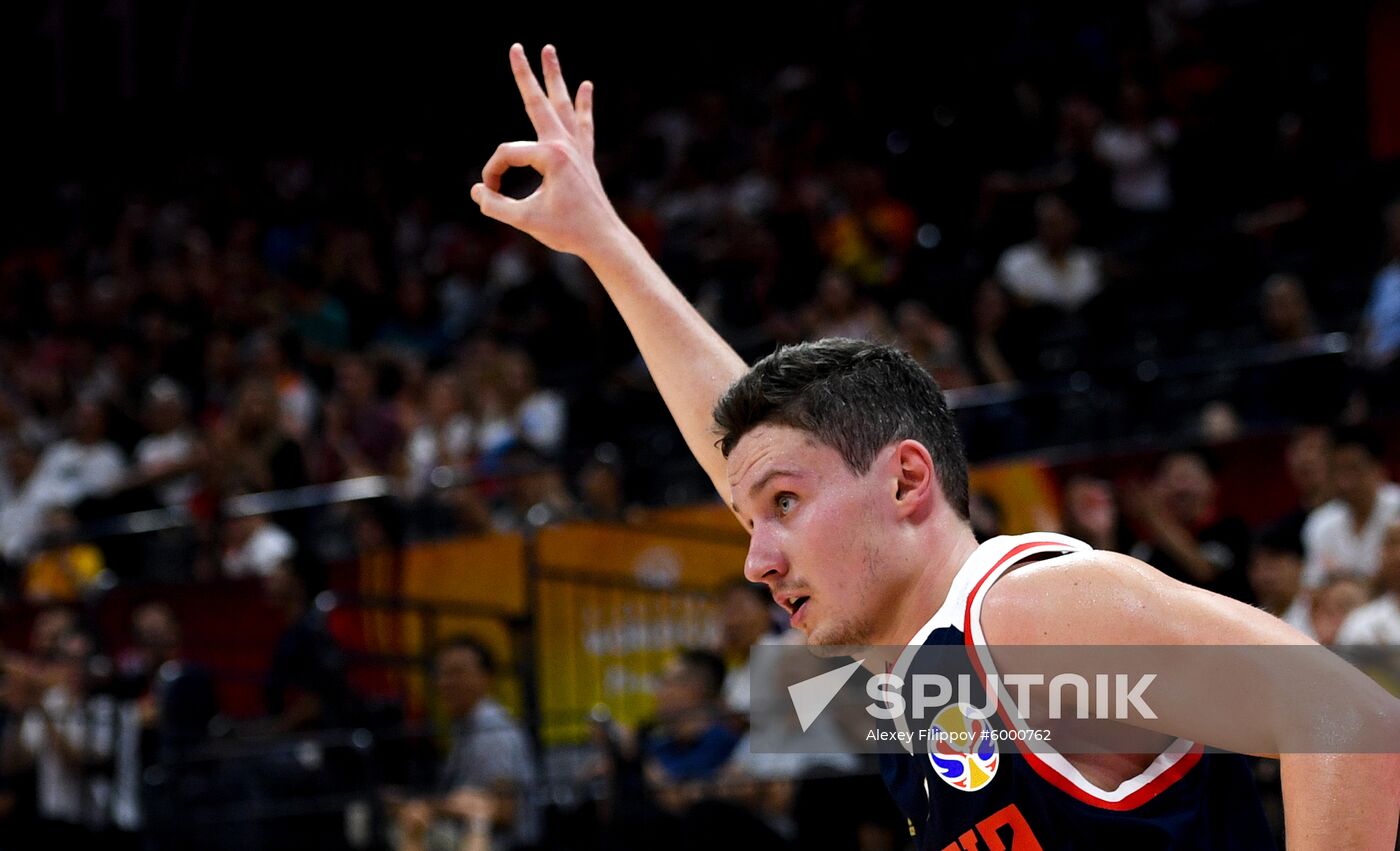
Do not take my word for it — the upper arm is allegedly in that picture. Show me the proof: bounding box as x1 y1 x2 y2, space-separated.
973 551 1396 756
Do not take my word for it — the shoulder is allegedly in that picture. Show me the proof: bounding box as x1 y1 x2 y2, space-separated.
1303 500 1345 534
980 548 1305 646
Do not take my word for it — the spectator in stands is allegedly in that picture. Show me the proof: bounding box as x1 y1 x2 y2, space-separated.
263 564 359 733
1310 573 1369 647
1127 449 1253 602
995 195 1102 313
717 582 785 716
644 650 740 787
968 491 1005 543
391 635 539 851
1093 80 1177 216
1 629 116 844
26 400 126 512
1357 199 1400 411
475 349 566 460
1058 474 1137 553
1336 519 1400 644
798 269 892 343
210 378 308 494
127 378 205 509
220 505 296 579
110 602 218 836
1301 426 1400 588
404 371 476 499
575 445 631 523
323 354 405 477
246 330 320 442
22 507 107 603
0 440 50 571
1247 520 1312 638
893 301 974 391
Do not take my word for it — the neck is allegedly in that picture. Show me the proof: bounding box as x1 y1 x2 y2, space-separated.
872 522 981 651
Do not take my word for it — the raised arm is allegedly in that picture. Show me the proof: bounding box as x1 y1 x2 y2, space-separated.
471 44 747 499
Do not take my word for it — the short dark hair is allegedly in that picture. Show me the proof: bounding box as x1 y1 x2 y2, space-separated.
438 634 496 676
676 648 728 701
1331 425 1386 462
713 338 970 518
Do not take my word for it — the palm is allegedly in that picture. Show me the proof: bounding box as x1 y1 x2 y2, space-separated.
473 45 615 257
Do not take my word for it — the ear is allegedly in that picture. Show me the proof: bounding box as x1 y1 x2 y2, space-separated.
891 439 936 521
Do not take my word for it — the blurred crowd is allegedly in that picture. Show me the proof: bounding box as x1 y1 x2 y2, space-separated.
1 0 1400 848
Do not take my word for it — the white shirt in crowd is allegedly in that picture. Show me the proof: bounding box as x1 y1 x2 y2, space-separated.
1093 119 1178 213
406 416 476 497
995 243 1102 312
20 687 116 827
223 521 297 578
1301 483 1400 587
133 428 199 507
28 439 126 509
477 391 567 457
1335 592 1400 645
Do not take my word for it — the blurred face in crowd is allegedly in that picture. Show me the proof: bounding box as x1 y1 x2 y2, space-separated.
1311 578 1368 647
54 631 94 694
1261 275 1311 341
235 380 278 434
720 585 773 656
30 608 77 660
1155 452 1214 526
1331 444 1382 514
1285 428 1332 505
1062 476 1118 545
145 385 188 435
1247 547 1302 614
435 645 491 717
1034 196 1078 255
73 401 107 444
134 603 181 661
653 657 709 722
336 357 375 408
425 373 463 425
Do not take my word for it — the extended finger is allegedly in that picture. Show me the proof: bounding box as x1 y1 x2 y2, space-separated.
480 141 550 191
575 80 595 158
509 43 566 139
541 45 578 136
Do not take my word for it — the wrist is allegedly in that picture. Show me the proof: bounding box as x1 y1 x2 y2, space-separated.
579 214 643 280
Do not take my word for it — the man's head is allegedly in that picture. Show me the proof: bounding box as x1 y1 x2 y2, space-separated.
719 581 776 655
1330 426 1387 515
653 649 727 724
132 602 181 663
1311 573 1369 646
1033 195 1079 255
1152 450 1217 526
435 635 495 718
1248 521 1304 613
715 339 969 646
1285 426 1332 507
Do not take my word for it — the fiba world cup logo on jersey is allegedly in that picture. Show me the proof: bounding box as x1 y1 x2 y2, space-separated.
927 704 999 792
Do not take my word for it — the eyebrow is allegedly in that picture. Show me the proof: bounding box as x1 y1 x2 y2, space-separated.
730 468 802 517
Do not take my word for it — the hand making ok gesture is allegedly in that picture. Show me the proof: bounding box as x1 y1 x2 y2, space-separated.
471 44 623 260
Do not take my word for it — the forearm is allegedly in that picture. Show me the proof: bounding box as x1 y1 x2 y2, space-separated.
584 222 749 498
1281 753 1399 849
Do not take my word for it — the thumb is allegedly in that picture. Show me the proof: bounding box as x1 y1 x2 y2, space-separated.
471 183 527 228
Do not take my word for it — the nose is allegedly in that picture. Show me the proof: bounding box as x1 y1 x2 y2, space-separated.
743 526 788 584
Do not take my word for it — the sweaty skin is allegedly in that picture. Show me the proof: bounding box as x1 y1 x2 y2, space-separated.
473 44 1400 849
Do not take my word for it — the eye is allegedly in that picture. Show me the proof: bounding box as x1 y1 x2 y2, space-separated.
775 492 797 516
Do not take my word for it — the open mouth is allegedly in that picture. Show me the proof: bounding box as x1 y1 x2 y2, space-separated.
780 594 811 618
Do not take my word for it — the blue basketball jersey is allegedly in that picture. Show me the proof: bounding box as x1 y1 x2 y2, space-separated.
879 533 1275 850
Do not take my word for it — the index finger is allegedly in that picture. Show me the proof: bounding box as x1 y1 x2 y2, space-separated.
510 43 567 139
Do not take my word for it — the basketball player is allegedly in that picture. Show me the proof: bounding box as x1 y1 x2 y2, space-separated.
471 44 1400 849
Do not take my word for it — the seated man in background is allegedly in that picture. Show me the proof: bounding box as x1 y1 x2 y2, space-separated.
391 636 538 851
1310 573 1371 647
1337 519 1400 645
1248 520 1313 638
1302 425 1400 588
